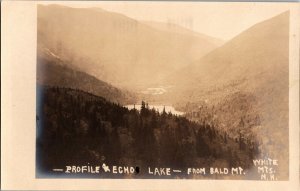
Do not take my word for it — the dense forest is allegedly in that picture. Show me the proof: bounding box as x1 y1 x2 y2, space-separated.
36 85 258 178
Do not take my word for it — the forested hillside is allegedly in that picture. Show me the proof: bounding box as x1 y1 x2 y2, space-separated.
36 86 257 178
165 11 289 179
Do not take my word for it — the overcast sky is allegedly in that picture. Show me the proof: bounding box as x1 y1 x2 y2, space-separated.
40 1 294 40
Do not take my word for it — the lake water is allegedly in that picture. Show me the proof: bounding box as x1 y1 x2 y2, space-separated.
125 104 184 116
140 85 174 95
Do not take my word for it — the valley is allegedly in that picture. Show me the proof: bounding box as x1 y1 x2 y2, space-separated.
36 4 290 180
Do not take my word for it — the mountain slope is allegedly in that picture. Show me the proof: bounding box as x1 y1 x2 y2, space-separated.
168 11 289 92
166 11 289 179
37 47 136 104
37 4 222 89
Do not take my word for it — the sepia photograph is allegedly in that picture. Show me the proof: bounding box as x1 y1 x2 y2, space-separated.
1 1 300 190
35 2 292 180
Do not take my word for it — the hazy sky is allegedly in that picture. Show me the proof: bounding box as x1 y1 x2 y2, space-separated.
40 1 295 40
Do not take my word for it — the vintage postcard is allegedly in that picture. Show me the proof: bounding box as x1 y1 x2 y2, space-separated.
1 1 300 190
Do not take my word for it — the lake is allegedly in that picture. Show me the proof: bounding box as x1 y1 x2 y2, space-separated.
140 85 174 95
125 104 184 116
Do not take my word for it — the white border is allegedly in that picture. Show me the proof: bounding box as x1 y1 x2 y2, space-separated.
1 1 299 190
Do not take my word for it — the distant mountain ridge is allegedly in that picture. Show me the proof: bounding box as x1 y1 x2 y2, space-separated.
142 21 223 46
37 4 223 89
